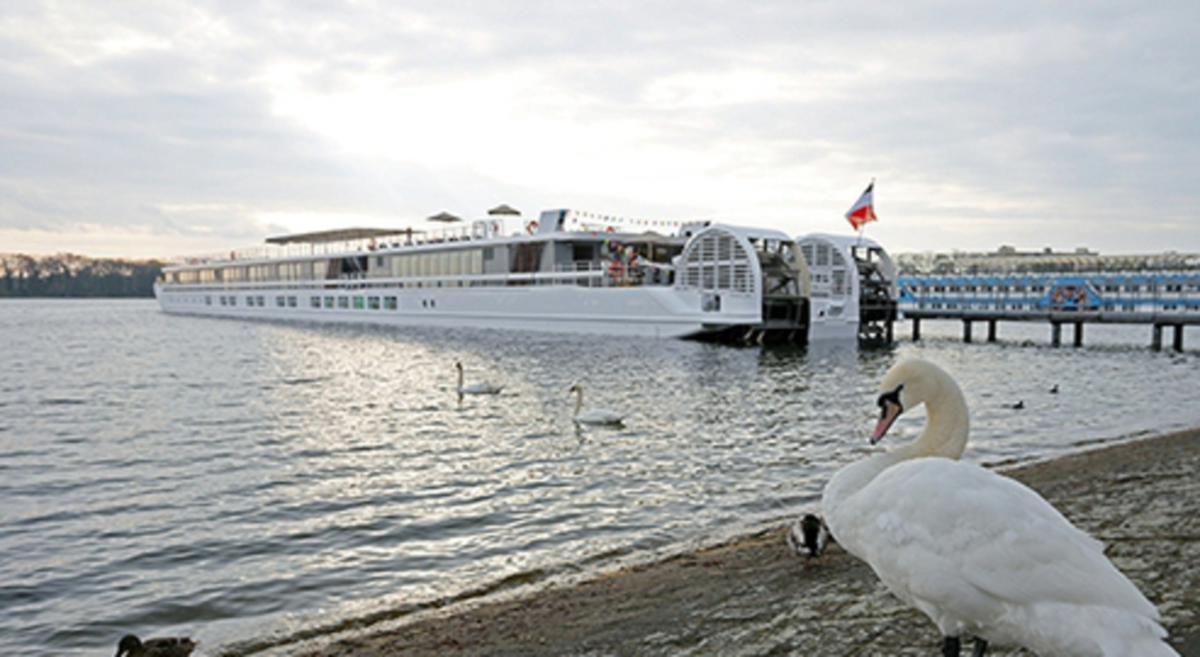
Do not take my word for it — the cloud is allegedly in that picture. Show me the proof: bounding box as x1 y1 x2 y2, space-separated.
1 0 1198 257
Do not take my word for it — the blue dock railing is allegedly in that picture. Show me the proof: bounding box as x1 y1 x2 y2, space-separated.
897 272 1200 350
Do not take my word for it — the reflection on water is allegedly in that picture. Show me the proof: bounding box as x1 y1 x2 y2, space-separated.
0 301 1197 655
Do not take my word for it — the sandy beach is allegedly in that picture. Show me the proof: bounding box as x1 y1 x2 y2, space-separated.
296 429 1200 656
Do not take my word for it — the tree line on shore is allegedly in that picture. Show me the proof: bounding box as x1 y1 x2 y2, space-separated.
1 253 163 298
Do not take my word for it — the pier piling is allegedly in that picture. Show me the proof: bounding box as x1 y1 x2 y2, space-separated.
1150 324 1187 352
906 310 1193 352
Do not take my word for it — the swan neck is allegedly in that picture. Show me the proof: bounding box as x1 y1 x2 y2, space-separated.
573 388 583 416
825 371 969 516
913 385 969 459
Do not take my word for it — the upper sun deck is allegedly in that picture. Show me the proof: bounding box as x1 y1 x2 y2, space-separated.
156 208 721 291
162 208 701 272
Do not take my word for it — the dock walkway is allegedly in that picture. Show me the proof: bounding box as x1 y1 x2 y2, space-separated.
899 272 1200 350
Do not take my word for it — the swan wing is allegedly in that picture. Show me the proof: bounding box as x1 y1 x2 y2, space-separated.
834 459 1004 626
575 409 624 425
948 469 1158 617
839 458 1158 630
461 382 502 394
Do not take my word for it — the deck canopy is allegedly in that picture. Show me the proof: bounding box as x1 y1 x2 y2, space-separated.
265 227 418 245
487 204 521 216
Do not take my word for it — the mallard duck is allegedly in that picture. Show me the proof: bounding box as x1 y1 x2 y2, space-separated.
115 634 196 657
786 513 829 559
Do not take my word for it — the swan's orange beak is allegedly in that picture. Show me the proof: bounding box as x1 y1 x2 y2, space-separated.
871 399 901 445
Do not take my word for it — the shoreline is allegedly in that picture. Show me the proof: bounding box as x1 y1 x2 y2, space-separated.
289 429 1199 656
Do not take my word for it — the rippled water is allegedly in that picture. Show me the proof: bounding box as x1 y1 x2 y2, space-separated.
2 300 1198 655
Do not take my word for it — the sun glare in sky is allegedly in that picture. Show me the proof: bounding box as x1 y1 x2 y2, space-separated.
259 63 860 234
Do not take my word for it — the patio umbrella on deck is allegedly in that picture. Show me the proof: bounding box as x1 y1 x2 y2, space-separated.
487 204 521 216
427 211 462 223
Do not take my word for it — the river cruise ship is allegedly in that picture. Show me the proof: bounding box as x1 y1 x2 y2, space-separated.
155 207 895 345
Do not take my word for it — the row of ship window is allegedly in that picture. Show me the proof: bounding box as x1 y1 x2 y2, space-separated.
171 249 493 284
214 295 403 310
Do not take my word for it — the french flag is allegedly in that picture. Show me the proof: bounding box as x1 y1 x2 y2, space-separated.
845 182 877 230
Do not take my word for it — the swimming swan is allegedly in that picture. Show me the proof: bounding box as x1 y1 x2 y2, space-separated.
821 359 1177 657
455 362 502 396
568 383 624 426
115 634 196 657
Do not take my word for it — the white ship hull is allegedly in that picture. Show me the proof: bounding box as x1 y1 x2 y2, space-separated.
154 282 762 339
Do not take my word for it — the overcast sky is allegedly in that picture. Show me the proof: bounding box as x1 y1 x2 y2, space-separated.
2 1 1197 259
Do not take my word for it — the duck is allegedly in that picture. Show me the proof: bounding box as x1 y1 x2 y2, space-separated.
568 383 624 426
821 359 1177 656
455 362 502 396
115 634 196 657
785 513 829 560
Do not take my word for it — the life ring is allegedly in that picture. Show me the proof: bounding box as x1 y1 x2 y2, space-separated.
605 226 615 233
525 220 539 234
607 259 625 279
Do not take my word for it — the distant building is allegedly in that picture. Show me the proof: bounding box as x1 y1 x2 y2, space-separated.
896 247 1200 276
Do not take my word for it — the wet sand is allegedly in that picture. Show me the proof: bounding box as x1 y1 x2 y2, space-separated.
298 429 1199 656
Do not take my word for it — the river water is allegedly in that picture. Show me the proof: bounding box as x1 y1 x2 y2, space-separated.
2 299 1198 656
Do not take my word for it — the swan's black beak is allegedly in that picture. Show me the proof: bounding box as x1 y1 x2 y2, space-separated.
872 387 903 444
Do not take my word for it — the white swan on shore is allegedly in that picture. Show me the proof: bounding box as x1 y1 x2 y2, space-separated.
455 362 502 396
568 383 624 426
821 358 1177 657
